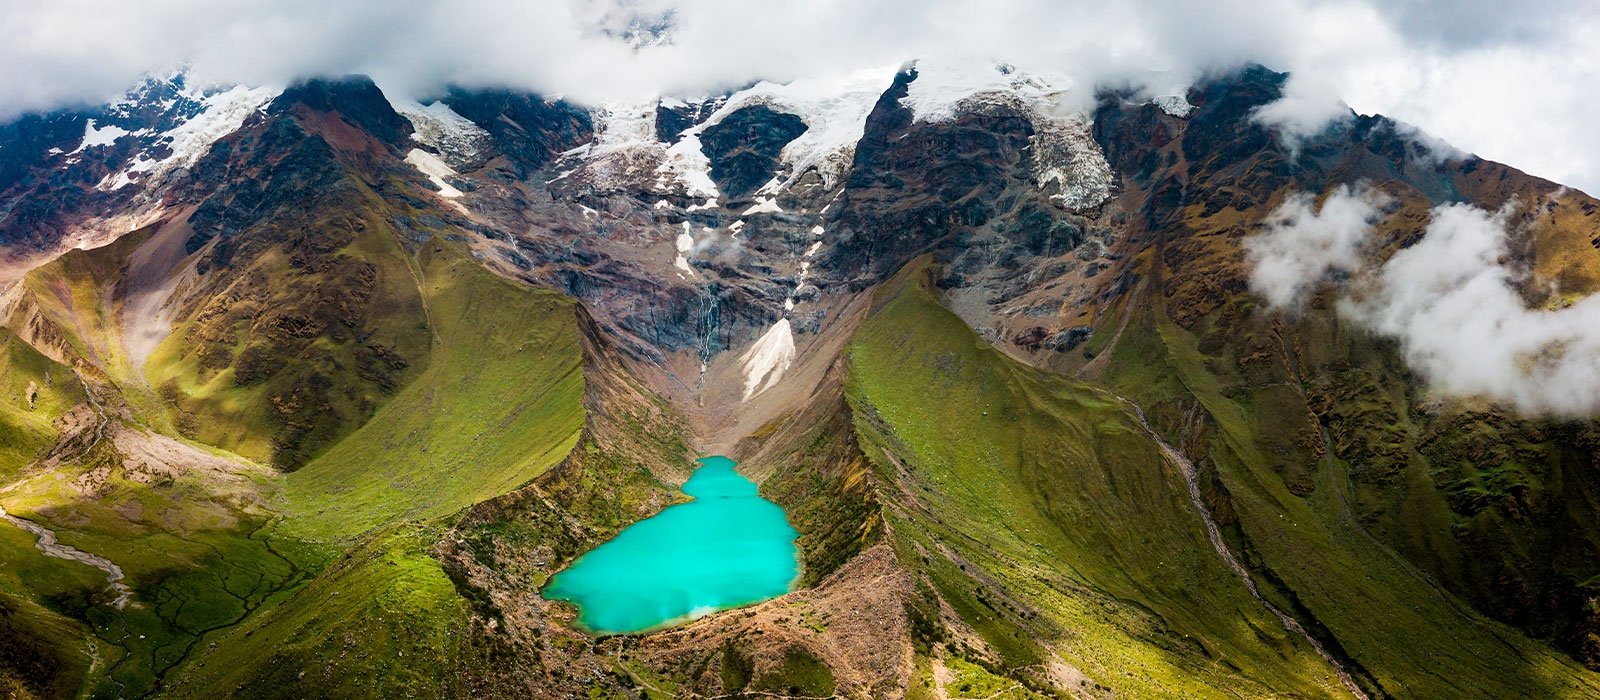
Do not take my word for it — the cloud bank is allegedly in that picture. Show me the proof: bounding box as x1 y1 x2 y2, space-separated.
1344 202 1600 417
1 0 1597 192
1249 188 1600 417
1246 185 1389 309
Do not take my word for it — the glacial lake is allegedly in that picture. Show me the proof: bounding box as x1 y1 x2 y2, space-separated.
542 455 800 634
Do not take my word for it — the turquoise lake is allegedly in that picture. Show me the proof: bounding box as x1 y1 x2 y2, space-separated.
542 455 800 634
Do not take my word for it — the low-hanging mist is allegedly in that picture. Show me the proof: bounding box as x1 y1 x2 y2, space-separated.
1249 186 1600 416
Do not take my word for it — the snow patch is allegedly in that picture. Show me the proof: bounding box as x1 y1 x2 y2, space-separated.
156 85 278 170
592 101 660 152
674 223 697 274
740 319 796 400
69 120 130 154
899 59 1069 123
742 197 783 215
1029 112 1114 210
405 149 468 212
665 67 896 197
96 84 279 192
1153 94 1194 118
658 132 719 199
554 100 672 193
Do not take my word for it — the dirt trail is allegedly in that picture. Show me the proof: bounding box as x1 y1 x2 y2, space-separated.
0 504 132 608
1122 399 1370 700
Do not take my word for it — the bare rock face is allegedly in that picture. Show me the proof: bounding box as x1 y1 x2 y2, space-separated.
699 105 808 199
270 76 416 147
440 87 595 177
654 96 723 143
0 74 212 254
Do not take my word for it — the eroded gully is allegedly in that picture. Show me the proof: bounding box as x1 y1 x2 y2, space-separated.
1121 399 1371 700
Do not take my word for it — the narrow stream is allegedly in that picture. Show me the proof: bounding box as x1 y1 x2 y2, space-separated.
1 504 132 609
1123 401 1370 700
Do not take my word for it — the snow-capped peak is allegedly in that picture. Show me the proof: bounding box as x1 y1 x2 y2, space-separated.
901 59 1113 211
156 85 279 170
96 84 280 192
899 59 1074 123
646 67 898 202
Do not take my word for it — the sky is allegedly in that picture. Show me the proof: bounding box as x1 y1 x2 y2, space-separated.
3 0 1598 192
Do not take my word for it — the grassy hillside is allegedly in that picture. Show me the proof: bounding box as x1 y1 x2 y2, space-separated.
1099 289 1600 698
159 525 472 699
0 329 83 479
844 262 1349 698
279 238 585 543
169 278 690 700
0 213 589 697
142 203 433 469
0 526 105 700
0 436 299 698
16 231 150 372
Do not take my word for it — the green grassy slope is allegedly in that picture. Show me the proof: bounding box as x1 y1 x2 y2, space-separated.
746 370 883 588
13 229 178 431
169 293 689 700
279 239 585 543
142 207 433 469
843 262 1349 698
0 329 83 479
0 442 300 698
0 216 588 697
16 231 150 371
1100 299 1600 698
158 525 472 699
0 526 106 700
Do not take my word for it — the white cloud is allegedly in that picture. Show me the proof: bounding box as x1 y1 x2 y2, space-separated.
1245 185 1389 309
0 0 1596 192
1341 201 1600 416
1248 185 1600 416
1250 72 1352 152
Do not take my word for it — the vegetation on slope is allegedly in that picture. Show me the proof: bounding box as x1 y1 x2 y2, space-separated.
0 203 592 697
0 328 83 479
1085 66 1600 684
0 432 299 698
142 203 432 469
844 260 1349 698
279 237 584 543
0 526 105 700
1098 267 1600 698
749 372 883 588
159 525 472 699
